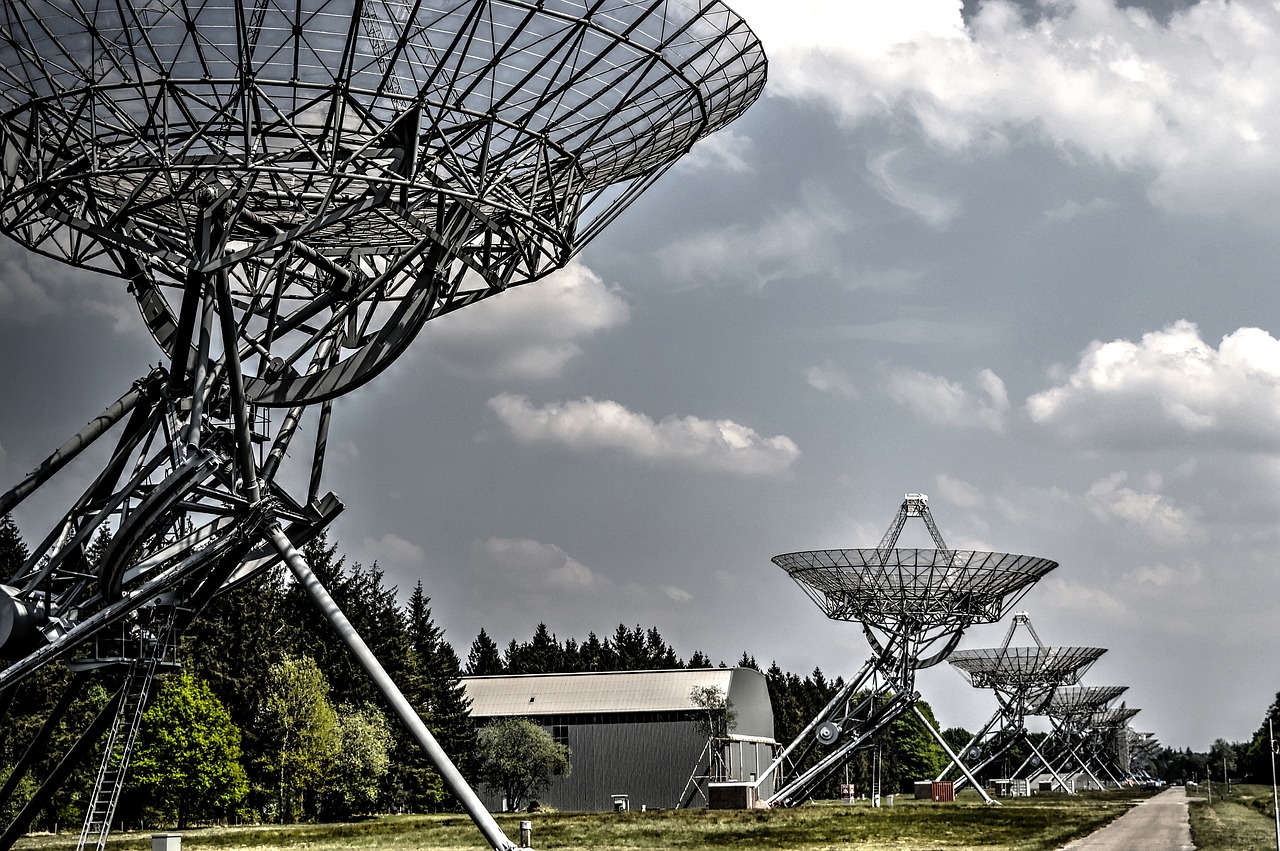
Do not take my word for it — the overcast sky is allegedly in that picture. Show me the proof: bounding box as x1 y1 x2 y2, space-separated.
7 0 1280 751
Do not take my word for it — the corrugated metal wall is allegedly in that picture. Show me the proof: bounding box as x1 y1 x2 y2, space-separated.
475 712 776 811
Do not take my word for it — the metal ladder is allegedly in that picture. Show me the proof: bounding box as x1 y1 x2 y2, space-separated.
871 746 882 805
77 619 173 851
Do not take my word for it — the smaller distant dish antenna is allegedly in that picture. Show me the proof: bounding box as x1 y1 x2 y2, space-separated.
939 613 1104 795
752 493 1057 807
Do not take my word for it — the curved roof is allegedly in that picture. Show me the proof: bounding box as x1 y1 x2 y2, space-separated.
462 666 774 739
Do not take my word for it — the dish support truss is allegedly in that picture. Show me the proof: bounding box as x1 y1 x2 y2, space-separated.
1071 705 1142 786
940 613 1105 795
1017 685 1128 790
755 493 1057 807
0 2 766 849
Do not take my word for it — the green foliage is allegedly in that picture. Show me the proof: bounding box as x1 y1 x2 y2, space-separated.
319 704 394 819
0 513 30 577
466 628 504 675
261 655 339 822
130 670 248 828
475 717 571 811
689 685 737 740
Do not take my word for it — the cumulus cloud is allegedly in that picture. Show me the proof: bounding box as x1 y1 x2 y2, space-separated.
732 0 1280 215
934 473 987 512
1124 561 1203 588
486 393 800 478
662 585 693 603
472 537 599 593
356 533 427 571
426 260 629 380
676 128 756 174
1083 472 1196 541
887 367 1009 432
0 257 58 323
1027 321 1280 451
659 184 853 287
1043 197 1117 223
805 362 858 399
1038 576 1130 618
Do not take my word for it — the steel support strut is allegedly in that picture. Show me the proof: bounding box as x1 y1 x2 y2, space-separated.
267 523 524 851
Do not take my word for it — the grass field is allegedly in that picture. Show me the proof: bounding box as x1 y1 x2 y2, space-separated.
1188 782 1280 851
15 790 1149 851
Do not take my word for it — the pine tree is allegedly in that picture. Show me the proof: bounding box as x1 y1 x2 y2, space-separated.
0 513 29 577
400 583 475 810
466 629 504 675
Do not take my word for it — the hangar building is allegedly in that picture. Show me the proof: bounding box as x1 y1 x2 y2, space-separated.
462 667 777 812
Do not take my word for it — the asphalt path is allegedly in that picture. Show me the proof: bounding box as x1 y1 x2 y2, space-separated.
1059 786 1194 850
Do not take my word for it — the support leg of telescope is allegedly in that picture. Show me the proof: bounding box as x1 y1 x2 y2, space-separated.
0 682 123 851
1022 735 1072 794
267 523 525 851
911 705 996 805
936 710 1001 784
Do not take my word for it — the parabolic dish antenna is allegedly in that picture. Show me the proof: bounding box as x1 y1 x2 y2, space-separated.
754 493 1058 808
0 2 766 849
937 613 1105 795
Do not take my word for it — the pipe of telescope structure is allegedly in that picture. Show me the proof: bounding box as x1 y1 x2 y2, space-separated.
268 523 524 851
0 371 158 518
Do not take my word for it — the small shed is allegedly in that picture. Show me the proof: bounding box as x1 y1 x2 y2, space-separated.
462 667 777 811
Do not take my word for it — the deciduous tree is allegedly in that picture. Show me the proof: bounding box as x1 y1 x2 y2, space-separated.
475 718 570 811
130 671 248 828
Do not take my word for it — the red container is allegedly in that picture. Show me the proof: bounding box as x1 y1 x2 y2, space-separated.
931 781 955 802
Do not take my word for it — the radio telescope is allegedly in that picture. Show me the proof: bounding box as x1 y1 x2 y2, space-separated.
753 493 1057 807
941 613 1105 794
1033 684 1129 789
0 2 766 849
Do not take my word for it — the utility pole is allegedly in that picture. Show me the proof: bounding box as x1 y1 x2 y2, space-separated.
1269 719 1279 851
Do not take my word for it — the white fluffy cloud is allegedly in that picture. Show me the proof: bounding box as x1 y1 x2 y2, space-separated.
887 367 1009 432
733 0 1280 215
1083 472 1196 541
486 393 800 478
659 184 854 287
805 362 858 399
355 533 427 571
472 537 600 593
425 260 629 380
1027 321 1280 451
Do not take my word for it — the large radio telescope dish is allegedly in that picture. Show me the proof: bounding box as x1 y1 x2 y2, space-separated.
774 548 1056 637
0 0 765 404
0 2 765 849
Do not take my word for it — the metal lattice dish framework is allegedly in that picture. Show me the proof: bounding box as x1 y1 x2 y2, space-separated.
774 548 1056 637
1091 706 1141 728
948 646 1105 714
0 3 766 849
1048 685 1128 719
0 0 766 405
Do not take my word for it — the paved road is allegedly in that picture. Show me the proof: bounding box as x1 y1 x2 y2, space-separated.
1060 786 1194 850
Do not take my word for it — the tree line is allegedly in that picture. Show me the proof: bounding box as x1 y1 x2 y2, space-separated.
0 514 980 828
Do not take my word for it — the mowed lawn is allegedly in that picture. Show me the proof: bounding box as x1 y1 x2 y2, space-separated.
1188 783 1280 851
15 791 1149 851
